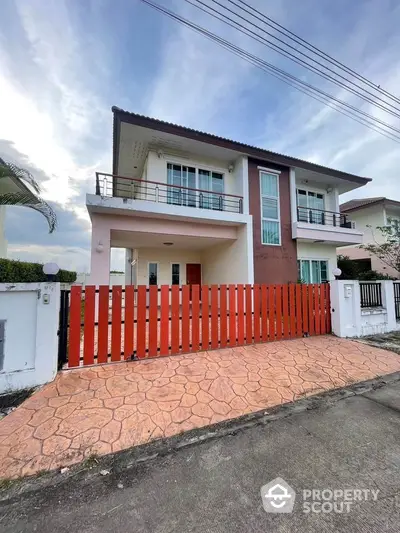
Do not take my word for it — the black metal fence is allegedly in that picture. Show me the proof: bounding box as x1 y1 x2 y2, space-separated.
58 289 70 369
360 282 383 308
394 283 400 320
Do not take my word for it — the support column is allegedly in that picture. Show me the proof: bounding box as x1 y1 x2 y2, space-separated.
125 248 133 285
89 222 110 286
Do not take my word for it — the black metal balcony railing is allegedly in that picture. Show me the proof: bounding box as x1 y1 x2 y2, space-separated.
95 173 243 214
297 206 353 228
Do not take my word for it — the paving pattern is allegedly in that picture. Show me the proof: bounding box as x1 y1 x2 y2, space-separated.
1 335 400 480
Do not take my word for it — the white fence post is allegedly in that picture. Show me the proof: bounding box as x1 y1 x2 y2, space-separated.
330 280 361 338
381 281 396 331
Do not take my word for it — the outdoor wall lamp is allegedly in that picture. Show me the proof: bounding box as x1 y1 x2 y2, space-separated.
96 241 104 253
43 262 60 282
332 267 342 279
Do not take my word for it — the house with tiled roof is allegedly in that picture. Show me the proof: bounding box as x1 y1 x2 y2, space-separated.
339 197 400 278
86 107 370 287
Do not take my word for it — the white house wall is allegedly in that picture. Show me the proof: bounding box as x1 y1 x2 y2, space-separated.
233 156 249 213
145 150 239 197
201 224 254 285
136 248 202 286
340 204 386 246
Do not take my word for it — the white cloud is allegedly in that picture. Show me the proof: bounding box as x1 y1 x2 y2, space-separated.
0 0 110 207
2 0 400 275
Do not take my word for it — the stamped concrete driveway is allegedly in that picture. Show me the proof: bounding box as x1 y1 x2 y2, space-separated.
1 335 400 480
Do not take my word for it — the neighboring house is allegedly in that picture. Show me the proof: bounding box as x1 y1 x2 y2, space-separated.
86 107 370 287
339 197 400 278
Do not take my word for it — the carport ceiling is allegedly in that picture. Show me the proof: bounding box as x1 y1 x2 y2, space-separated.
110 230 234 250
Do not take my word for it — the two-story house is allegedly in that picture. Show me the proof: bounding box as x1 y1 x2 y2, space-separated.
86 107 370 288
339 197 400 278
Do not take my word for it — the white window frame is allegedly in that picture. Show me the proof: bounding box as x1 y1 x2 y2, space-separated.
166 160 225 193
147 261 159 286
296 187 326 224
297 258 329 283
170 262 181 286
260 170 281 246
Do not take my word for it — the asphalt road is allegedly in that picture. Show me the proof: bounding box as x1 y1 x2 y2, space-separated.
2 379 400 532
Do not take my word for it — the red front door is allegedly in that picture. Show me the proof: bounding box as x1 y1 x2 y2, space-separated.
186 264 201 286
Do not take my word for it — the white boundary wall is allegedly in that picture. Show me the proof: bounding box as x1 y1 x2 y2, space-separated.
0 283 60 393
330 280 400 338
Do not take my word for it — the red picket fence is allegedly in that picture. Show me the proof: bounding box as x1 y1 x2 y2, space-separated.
61 283 331 368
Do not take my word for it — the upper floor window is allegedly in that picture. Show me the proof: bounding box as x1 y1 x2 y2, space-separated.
167 164 196 207
167 163 224 210
260 171 280 245
297 189 325 224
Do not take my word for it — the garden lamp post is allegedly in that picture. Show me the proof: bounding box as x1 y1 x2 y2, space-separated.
43 262 60 282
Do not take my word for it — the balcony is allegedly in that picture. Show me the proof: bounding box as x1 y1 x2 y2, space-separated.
95 172 243 214
87 173 249 226
297 206 352 228
293 206 363 245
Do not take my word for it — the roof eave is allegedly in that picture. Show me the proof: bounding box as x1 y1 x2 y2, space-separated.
341 199 385 213
112 107 371 187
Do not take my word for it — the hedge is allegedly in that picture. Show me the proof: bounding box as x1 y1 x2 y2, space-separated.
0 259 77 283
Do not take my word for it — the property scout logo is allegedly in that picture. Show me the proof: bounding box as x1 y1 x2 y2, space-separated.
260 478 379 514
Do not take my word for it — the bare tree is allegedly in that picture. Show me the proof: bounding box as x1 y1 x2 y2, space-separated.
361 224 400 275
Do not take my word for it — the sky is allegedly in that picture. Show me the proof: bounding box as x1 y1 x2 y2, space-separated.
1 0 400 273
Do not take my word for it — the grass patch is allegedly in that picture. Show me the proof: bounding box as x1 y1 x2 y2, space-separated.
0 478 16 491
83 453 99 469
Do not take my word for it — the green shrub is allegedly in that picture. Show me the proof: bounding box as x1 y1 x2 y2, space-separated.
0 259 76 283
357 270 396 281
337 255 396 281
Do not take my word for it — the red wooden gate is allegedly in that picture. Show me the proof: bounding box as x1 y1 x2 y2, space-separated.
62 283 331 368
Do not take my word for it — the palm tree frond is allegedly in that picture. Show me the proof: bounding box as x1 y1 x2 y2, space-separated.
0 158 41 194
0 192 57 233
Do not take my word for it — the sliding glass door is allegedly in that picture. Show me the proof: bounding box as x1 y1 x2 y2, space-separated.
167 164 196 206
167 163 224 210
297 189 325 224
199 169 224 210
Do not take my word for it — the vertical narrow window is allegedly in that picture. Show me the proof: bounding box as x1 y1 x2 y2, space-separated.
148 263 158 286
300 260 311 283
171 264 180 285
260 171 280 245
320 260 328 282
